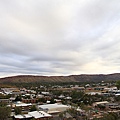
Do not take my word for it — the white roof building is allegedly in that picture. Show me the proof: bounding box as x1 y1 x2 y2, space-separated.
87 92 102 95
14 115 24 119
13 101 32 107
28 111 52 119
38 103 70 113
24 114 32 118
58 95 65 98
14 111 52 119
15 102 32 107
41 92 50 95
115 93 120 96
93 101 109 106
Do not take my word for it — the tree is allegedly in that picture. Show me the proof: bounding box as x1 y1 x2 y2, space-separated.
114 95 120 102
30 105 37 112
38 98 46 103
15 95 22 101
31 118 36 120
97 104 106 110
14 107 22 115
50 98 56 104
116 80 120 89
59 112 64 120
0 102 11 120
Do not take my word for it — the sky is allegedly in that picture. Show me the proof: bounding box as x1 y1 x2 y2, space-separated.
0 0 120 78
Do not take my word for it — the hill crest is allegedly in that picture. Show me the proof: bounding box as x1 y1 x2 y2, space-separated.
0 73 120 83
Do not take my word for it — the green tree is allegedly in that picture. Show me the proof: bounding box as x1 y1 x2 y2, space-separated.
30 105 37 112
116 80 120 89
0 102 11 120
38 98 46 103
14 107 22 115
97 104 106 110
31 118 36 120
59 112 64 120
50 98 56 104
114 96 120 102
0 101 7 107
15 95 22 101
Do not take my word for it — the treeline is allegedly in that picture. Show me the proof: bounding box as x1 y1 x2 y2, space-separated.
0 80 116 88
2 81 84 88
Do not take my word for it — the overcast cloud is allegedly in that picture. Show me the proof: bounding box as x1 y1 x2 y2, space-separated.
0 0 120 77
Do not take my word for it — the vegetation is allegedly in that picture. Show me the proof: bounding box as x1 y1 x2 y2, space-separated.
116 80 120 89
1 73 120 85
30 105 37 112
0 93 11 99
0 74 120 120
15 95 22 101
14 107 22 115
93 112 120 120
114 95 120 102
0 102 11 120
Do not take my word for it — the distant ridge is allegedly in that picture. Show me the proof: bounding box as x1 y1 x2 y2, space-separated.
0 73 120 83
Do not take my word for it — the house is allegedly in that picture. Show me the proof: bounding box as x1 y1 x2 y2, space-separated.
93 101 109 107
1 88 19 95
65 96 72 100
86 92 102 95
94 87 104 91
13 101 32 112
13 114 33 120
72 86 85 91
28 111 52 120
13 111 52 120
41 92 50 96
54 99 62 103
107 103 120 109
13 115 25 120
58 95 65 99
36 94 44 98
22 98 38 103
115 93 120 96
0 99 10 104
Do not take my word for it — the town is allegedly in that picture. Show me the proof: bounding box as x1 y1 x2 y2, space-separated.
0 80 120 120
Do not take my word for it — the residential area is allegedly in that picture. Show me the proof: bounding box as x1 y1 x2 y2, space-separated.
0 81 120 120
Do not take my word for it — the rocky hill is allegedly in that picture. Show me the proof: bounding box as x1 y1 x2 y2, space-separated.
0 73 120 83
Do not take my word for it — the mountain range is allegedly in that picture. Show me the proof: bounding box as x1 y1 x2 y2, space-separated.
0 73 120 83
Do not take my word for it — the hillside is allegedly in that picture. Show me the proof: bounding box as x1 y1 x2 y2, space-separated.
0 73 120 83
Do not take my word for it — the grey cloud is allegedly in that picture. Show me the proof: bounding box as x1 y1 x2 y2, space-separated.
1 0 120 77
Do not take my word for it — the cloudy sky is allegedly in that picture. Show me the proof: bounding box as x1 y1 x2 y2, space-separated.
0 0 120 77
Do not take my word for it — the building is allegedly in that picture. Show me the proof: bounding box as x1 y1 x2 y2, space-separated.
13 101 32 112
93 101 109 107
38 103 70 113
22 98 37 103
13 111 52 120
